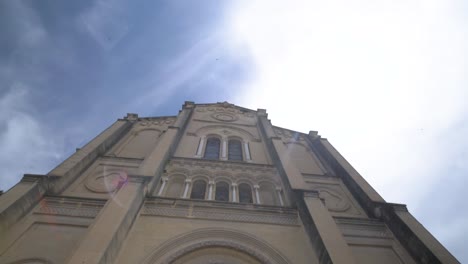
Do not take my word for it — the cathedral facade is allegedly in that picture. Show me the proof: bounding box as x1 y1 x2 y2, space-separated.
0 101 459 263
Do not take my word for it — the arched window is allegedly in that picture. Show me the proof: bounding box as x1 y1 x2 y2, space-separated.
238 183 253 203
228 139 243 161
215 182 230 202
204 137 220 160
190 180 207 199
259 182 278 206
165 176 185 198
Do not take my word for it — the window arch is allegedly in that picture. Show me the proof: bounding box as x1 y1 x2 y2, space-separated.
190 180 207 199
228 139 243 161
204 137 220 160
238 183 253 203
165 176 185 198
259 182 279 206
215 181 230 202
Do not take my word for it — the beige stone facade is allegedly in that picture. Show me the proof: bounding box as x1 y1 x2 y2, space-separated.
0 101 459 264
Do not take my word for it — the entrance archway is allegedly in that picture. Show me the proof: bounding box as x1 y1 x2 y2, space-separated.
141 228 289 264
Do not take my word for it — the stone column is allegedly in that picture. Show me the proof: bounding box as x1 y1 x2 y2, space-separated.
243 140 251 161
232 183 238 202
303 191 356 264
195 136 206 157
157 177 169 196
182 179 192 198
208 181 215 200
221 136 228 160
253 185 261 204
67 177 147 264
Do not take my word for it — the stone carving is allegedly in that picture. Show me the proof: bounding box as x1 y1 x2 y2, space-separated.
137 117 175 127
273 127 306 142
85 169 128 193
317 188 351 212
169 158 277 176
195 103 255 119
211 112 238 122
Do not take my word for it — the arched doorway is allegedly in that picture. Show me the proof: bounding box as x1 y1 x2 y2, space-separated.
141 228 289 264
172 246 261 264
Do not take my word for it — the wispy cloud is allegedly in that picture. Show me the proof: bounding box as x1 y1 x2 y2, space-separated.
78 0 129 50
228 0 468 261
0 84 62 190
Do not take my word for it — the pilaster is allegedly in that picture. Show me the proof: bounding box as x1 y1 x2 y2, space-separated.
48 118 133 194
0 175 49 236
138 101 194 193
257 111 306 190
301 191 356 264
67 176 148 264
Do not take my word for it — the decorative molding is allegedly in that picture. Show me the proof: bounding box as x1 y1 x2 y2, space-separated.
195 103 255 118
141 228 290 264
34 197 105 218
190 125 260 142
210 112 238 122
142 198 298 226
85 169 128 193
137 117 176 126
316 188 351 212
273 126 307 142
168 157 277 175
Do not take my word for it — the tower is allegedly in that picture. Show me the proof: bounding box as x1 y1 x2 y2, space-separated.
0 101 459 263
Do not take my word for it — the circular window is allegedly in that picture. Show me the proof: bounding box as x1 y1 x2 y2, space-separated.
211 113 238 122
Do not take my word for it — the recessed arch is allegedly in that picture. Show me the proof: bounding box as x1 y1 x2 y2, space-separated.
190 179 207 200
203 137 221 160
215 181 230 202
238 183 253 204
140 228 290 264
228 138 243 161
113 128 162 159
194 125 259 142
258 181 279 206
165 175 186 198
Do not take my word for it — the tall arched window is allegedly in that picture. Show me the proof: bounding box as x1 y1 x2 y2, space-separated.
165 176 185 198
204 137 220 160
228 139 243 161
215 182 230 202
238 183 253 203
190 180 207 199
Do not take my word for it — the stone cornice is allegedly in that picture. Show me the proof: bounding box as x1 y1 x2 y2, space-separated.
169 157 276 173
143 197 298 226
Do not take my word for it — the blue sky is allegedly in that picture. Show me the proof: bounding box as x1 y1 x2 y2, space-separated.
1 0 467 262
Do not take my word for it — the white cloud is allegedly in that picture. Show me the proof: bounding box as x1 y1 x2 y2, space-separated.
228 0 468 261
0 84 62 190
